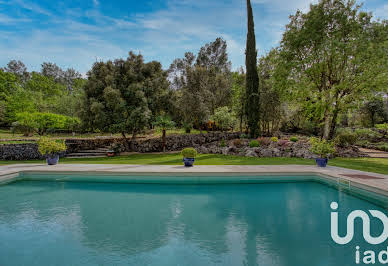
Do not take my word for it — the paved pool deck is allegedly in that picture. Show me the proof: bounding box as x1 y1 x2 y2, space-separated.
1 164 388 196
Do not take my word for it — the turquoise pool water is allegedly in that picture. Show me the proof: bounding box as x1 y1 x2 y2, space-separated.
0 175 387 266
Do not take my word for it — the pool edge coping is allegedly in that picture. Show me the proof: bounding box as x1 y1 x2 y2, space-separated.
1 164 388 198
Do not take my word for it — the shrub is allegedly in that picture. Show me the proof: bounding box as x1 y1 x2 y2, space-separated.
181 147 197 158
257 137 270 146
334 130 357 147
212 106 237 131
271 137 278 142
219 139 226 147
240 133 248 139
309 137 335 158
37 137 66 156
290 136 299 142
232 139 242 148
377 144 388 152
249 140 259 148
278 139 288 147
15 112 78 135
354 128 380 141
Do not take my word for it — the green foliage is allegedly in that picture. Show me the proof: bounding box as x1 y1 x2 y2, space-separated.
82 52 168 139
249 140 259 148
376 123 388 130
169 38 232 128
219 139 226 147
279 0 388 139
245 0 260 138
354 128 380 141
334 130 357 147
181 147 197 158
309 137 335 158
15 112 79 135
212 106 236 131
240 133 248 139
153 115 176 130
290 136 299 142
270 137 278 142
37 137 66 155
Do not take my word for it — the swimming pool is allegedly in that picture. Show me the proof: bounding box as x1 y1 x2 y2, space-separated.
0 172 387 266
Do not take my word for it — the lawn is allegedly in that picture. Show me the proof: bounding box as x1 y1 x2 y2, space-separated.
0 153 387 175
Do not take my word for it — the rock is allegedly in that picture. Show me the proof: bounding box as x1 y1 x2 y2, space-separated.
245 149 258 157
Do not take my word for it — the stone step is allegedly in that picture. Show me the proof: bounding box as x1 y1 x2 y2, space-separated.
75 149 110 153
66 152 107 157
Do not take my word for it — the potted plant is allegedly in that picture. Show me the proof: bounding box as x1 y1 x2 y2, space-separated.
37 137 67 165
310 137 335 167
181 147 197 167
107 143 121 157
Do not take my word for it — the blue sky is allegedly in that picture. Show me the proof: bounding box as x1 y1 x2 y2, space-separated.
0 0 387 74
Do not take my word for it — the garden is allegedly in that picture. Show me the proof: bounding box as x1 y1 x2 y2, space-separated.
0 0 387 174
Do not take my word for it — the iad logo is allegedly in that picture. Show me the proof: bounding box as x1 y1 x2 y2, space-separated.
330 202 388 264
330 202 388 245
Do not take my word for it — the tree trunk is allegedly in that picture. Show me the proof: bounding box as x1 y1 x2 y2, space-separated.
130 131 137 151
328 106 340 140
162 129 166 152
323 109 331 139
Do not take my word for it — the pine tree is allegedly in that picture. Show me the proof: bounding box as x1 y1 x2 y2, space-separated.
245 0 260 138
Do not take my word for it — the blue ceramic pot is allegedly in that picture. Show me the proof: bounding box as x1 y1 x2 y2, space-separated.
46 154 59 165
315 158 328 167
183 158 195 167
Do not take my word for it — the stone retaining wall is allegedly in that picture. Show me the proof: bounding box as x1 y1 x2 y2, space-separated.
0 132 240 160
0 143 43 160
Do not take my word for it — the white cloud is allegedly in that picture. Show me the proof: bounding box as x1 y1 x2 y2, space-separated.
14 0 52 16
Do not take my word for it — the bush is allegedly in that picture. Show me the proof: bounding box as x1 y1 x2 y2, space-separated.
278 139 288 147
377 144 388 152
309 137 335 158
334 130 357 147
240 133 248 139
249 140 259 148
354 128 380 141
271 137 278 142
232 139 243 148
181 147 197 158
257 137 270 146
290 136 299 142
15 112 79 135
219 139 226 147
212 106 236 131
37 137 66 156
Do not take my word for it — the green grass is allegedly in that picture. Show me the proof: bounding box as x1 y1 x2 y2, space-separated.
1 154 387 175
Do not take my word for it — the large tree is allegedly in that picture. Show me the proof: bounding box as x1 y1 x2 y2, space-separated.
245 0 260 138
82 52 169 146
169 38 232 129
280 0 388 139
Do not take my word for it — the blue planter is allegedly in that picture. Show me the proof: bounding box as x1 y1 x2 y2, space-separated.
46 154 59 165
183 158 195 167
315 158 328 167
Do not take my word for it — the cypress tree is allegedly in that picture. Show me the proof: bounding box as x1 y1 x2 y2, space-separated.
245 0 260 138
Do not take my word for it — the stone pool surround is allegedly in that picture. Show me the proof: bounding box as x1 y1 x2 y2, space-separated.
1 164 388 199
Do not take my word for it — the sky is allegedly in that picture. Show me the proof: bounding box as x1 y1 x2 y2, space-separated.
0 0 387 74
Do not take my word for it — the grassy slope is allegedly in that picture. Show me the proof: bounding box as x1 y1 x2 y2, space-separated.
0 153 387 175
